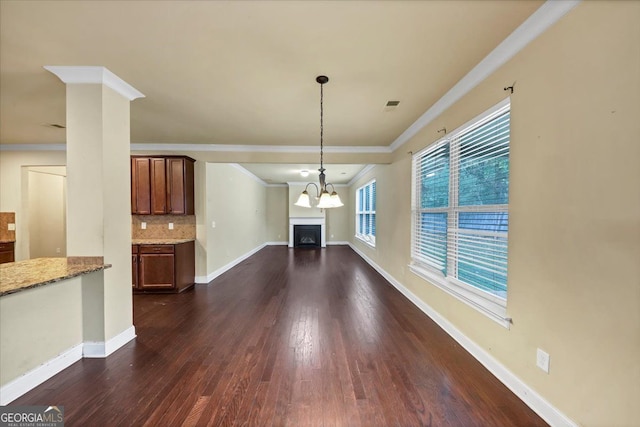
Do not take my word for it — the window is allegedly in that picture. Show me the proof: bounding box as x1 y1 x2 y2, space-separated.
356 180 376 246
410 99 511 326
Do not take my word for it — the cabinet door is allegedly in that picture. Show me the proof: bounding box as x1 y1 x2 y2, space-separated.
139 253 175 290
0 251 14 264
132 254 138 288
131 158 151 214
150 158 167 214
0 242 14 264
166 157 186 215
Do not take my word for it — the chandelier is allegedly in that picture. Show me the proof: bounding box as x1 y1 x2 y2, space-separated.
295 75 343 209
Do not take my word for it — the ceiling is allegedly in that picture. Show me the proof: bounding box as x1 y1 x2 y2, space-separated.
0 1 543 183
239 163 366 186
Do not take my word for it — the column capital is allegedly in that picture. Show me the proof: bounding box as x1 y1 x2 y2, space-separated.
44 65 144 101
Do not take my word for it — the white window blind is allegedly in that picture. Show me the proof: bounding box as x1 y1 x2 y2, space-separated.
411 99 510 324
356 180 376 246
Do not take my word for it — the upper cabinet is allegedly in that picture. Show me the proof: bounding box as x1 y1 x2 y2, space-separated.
131 156 195 215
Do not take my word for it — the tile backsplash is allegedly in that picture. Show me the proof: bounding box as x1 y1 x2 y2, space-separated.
132 215 196 240
0 212 16 242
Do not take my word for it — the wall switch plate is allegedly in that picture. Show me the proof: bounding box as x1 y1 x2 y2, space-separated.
536 348 550 373
8 223 16 231
168 222 174 230
141 222 147 230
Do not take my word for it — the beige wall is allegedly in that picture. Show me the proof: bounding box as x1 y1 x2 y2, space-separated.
265 186 288 242
352 2 640 426
27 169 66 258
287 183 325 219
326 190 350 243
194 161 208 278
0 276 83 386
205 163 267 275
266 183 350 244
0 151 67 261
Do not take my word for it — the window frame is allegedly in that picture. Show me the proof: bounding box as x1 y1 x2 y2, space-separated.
355 179 376 247
410 98 511 328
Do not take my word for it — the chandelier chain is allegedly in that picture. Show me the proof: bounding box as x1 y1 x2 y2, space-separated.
319 81 324 170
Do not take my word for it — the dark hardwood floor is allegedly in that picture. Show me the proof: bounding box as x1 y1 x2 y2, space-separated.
12 246 547 426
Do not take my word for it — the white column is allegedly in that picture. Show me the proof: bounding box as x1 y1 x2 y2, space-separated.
45 66 144 355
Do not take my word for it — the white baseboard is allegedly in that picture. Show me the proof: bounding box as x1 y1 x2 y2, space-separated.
347 243 577 427
0 344 83 405
1 326 137 404
265 241 288 246
196 243 267 284
327 241 349 245
83 325 137 358
105 325 136 356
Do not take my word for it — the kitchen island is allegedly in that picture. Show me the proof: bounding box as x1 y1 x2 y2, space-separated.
0 256 111 296
0 256 113 405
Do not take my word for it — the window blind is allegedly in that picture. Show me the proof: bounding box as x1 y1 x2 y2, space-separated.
356 180 376 245
412 101 510 300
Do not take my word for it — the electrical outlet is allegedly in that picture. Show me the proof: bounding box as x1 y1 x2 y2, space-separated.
536 348 550 373
168 222 174 230
141 222 147 230
211 221 216 228
56 247 61 253
8 223 15 231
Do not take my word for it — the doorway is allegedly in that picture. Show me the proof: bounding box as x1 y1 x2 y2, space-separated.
27 166 67 258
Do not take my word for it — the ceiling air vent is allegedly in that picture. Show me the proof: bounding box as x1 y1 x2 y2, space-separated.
384 100 400 113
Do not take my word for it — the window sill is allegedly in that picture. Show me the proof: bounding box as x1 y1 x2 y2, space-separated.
355 235 376 249
408 263 511 329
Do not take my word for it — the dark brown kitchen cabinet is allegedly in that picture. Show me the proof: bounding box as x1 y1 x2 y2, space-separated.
131 157 151 215
131 156 195 215
0 241 15 264
166 157 195 215
150 158 168 214
131 244 139 288
132 241 195 293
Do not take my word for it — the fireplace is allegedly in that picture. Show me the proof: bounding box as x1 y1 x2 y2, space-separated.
289 217 326 248
294 225 321 248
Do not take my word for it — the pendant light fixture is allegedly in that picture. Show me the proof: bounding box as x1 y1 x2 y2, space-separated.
295 75 343 209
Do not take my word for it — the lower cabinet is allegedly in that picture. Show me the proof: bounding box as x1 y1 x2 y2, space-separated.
132 245 139 289
0 242 15 264
132 241 195 293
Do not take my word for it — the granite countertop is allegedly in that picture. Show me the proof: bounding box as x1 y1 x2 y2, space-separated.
0 239 15 243
0 257 111 297
132 238 195 245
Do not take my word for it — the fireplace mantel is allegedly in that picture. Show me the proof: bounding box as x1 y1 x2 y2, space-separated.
289 217 326 248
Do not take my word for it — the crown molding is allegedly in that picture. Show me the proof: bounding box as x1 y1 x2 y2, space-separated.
228 163 268 186
44 66 145 101
0 143 388 155
348 164 376 186
0 144 66 151
130 143 391 154
389 0 581 152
